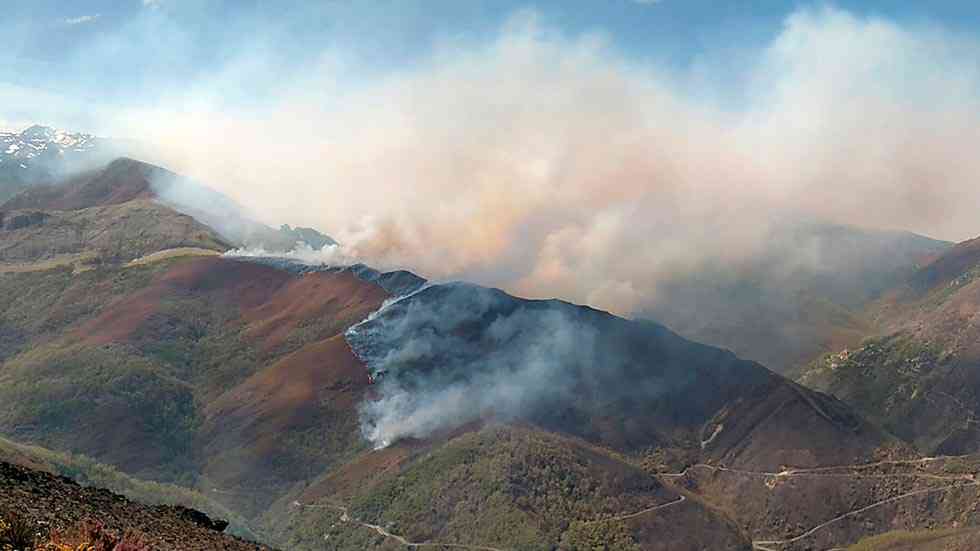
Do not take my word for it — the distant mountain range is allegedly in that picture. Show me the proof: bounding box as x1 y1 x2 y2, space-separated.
1 125 101 162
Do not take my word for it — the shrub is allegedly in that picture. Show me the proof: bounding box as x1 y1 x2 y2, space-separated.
43 521 150 551
0 510 38 550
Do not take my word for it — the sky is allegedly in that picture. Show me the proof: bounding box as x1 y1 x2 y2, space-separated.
6 1 980 315
6 0 980 129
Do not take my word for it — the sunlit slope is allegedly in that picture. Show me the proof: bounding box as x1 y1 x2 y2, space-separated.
801 235 980 454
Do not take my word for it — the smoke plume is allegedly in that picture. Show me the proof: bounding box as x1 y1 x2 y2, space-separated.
31 6 980 316
346 284 594 446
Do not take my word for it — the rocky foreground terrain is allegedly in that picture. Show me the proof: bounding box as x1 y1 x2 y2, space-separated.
0 460 271 550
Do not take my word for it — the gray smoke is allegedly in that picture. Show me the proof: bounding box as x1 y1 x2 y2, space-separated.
347 283 597 447
345 281 763 447
147 168 338 253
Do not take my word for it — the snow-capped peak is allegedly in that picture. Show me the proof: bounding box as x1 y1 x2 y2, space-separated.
0 125 100 165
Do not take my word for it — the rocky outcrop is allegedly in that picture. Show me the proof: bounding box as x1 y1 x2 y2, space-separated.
0 461 270 550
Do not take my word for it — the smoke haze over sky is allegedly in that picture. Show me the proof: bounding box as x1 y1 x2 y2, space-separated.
6 1 980 314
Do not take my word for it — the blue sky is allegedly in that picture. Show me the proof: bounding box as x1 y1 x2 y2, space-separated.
5 0 980 128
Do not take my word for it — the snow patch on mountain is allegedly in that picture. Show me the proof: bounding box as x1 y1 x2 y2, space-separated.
0 125 101 166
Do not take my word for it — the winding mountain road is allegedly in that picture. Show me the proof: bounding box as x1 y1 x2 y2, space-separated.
294 493 687 549
727 471 980 550
293 501 507 550
661 462 975 483
578 495 686 526
751 481 979 549
655 454 980 550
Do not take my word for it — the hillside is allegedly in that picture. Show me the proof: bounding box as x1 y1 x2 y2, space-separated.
2 156 158 211
0 435 255 540
0 126 326 257
643 221 950 374
0 158 232 270
0 157 338 272
673 452 980 550
0 460 270 551
0 256 388 492
0 200 229 268
800 234 980 455
266 425 752 551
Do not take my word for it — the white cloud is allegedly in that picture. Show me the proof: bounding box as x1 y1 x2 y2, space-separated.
0 119 28 133
65 14 101 25
142 0 163 8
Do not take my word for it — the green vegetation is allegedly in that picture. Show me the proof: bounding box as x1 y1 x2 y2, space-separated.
0 257 324 471
268 425 671 551
560 521 642 551
798 334 952 443
802 335 944 398
0 261 256 505
0 199 229 265
0 343 199 483
0 264 158 352
911 263 980 309
353 427 658 544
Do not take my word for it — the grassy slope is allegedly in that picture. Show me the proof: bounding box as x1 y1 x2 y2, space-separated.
0 263 160 361
0 200 231 265
0 260 245 481
0 343 200 480
0 158 233 268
